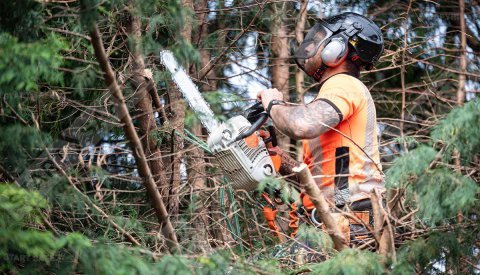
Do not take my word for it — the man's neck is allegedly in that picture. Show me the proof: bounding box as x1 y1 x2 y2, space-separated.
318 64 350 85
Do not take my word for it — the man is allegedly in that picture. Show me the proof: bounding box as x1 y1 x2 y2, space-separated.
257 13 384 218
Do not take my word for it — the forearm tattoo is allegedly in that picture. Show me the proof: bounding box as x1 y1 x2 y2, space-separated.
270 100 341 140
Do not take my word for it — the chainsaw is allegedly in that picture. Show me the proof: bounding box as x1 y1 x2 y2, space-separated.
160 50 277 191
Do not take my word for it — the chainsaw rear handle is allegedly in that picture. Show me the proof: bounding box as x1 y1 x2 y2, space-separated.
231 102 278 146
231 112 268 144
265 125 278 147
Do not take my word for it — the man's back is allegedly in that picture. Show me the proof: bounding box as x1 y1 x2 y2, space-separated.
302 73 384 205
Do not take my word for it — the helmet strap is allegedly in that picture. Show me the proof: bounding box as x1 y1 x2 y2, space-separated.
312 64 328 82
349 52 363 68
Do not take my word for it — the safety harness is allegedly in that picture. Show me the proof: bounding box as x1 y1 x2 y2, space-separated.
259 191 372 242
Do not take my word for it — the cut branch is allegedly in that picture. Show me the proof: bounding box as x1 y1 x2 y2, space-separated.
293 163 348 251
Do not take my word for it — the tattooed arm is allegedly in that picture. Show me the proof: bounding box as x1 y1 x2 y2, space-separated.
257 88 341 184
257 88 341 140
270 100 341 140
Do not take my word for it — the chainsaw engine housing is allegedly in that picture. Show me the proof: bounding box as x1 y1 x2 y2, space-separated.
208 116 275 191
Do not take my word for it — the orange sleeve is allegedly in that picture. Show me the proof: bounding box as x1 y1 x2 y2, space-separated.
315 78 365 121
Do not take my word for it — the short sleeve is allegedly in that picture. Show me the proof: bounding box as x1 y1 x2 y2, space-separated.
314 75 365 122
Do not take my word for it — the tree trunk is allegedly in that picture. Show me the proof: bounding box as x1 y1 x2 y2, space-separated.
180 0 211 252
89 23 178 252
125 6 170 204
457 0 467 105
295 0 308 162
270 3 291 153
165 0 194 216
295 0 307 104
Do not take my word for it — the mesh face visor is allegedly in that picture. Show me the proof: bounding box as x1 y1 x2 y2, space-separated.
293 23 333 71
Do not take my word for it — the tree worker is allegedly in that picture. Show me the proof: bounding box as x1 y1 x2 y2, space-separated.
257 12 385 241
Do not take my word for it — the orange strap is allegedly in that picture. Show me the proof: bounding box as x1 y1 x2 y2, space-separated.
263 206 283 240
288 203 299 238
262 192 301 240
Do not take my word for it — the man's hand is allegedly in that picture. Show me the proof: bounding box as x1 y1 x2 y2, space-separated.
257 88 284 111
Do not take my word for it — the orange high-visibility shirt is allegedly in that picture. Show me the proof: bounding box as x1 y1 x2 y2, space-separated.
302 73 384 205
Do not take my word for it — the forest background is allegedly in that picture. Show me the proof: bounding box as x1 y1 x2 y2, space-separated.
0 0 479 273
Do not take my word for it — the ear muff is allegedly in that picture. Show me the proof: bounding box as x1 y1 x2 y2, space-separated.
320 36 349 67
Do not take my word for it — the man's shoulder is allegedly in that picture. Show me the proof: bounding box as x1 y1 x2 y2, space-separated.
319 73 368 98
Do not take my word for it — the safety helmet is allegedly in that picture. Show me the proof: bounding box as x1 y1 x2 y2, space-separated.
294 12 384 80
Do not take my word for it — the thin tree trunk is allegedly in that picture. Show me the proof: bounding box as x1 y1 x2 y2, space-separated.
457 0 467 105
183 0 212 252
125 6 170 204
194 0 234 246
165 0 194 216
371 188 396 262
89 24 178 252
295 0 308 104
271 2 291 152
295 0 308 163
400 0 412 153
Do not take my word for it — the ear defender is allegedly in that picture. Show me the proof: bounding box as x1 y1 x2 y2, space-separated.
320 36 349 67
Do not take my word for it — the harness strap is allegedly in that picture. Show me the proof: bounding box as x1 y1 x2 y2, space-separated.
288 203 299 238
263 206 283 240
261 193 301 240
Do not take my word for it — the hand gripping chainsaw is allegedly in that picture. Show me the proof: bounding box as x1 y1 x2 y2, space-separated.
160 51 277 191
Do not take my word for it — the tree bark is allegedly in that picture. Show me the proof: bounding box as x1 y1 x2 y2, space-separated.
125 6 170 204
295 0 308 104
294 0 308 162
89 24 179 252
165 0 194 216
271 3 291 152
457 0 467 105
183 0 213 252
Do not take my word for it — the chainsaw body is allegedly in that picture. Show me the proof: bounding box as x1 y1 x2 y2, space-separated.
159 51 276 191
208 115 276 191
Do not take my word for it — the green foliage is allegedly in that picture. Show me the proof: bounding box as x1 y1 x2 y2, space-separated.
392 231 471 274
71 65 99 97
385 145 437 188
77 245 153 275
0 0 44 41
31 175 86 213
415 168 478 224
141 0 200 65
305 248 384 275
79 0 101 29
0 33 65 93
0 184 48 226
296 225 333 252
431 99 480 164
0 125 51 172
155 254 194 274
0 185 90 270
386 101 480 224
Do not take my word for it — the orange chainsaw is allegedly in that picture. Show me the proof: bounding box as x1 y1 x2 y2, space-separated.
161 50 277 191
